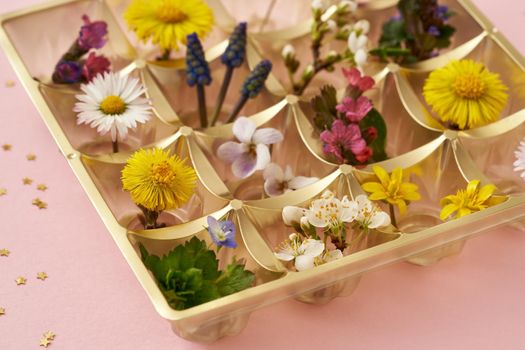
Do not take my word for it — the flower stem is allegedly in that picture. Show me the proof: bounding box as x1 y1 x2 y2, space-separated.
226 94 248 124
211 67 234 126
141 206 160 230
389 203 397 228
112 136 119 153
197 84 208 128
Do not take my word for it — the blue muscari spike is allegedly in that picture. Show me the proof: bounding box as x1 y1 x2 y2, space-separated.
185 33 212 87
240 60 272 99
221 22 247 68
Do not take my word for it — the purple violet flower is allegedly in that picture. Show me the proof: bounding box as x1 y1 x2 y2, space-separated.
78 15 108 51
427 25 440 37
53 60 83 84
207 216 237 249
320 120 367 164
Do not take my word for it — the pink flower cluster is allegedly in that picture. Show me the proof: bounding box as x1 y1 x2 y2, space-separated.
320 68 377 165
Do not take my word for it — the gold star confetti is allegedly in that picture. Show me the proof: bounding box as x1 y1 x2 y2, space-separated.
32 198 48 210
23 177 33 185
2 144 11 151
15 276 26 285
37 272 48 281
37 184 48 192
26 153 37 161
0 188 6 196
39 338 51 348
43 331 55 340
0 307 5 316
0 248 9 257
5 80 15 87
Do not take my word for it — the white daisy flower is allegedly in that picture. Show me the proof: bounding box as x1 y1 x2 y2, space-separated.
74 72 152 142
513 138 525 180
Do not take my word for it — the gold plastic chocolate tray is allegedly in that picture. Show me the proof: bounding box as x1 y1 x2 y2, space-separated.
2 0 525 342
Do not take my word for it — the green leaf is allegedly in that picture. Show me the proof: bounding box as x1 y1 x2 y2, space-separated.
139 239 253 310
360 108 388 162
311 85 338 131
378 19 407 48
216 259 256 296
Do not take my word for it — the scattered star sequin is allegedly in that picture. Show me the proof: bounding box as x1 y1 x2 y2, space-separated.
32 198 47 210
2 144 12 151
5 80 15 87
0 188 7 196
39 331 56 348
37 184 48 192
26 153 37 161
0 307 5 316
15 276 26 285
0 248 10 257
37 272 48 281
23 177 33 185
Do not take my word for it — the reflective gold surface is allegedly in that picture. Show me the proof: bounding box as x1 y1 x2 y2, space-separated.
1 0 525 343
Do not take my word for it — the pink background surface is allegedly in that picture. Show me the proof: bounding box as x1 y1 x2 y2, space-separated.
1 0 525 349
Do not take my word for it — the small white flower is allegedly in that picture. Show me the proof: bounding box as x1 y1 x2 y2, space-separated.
352 195 391 229
353 19 370 34
74 72 152 142
263 163 318 197
275 237 325 271
326 19 337 32
282 206 307 226
514 138 525 180
217 117 283 179
348 31 368 53
339 0 358 12
311 0 326 10
354 48 368 67
281 44 295 59
316 249 344 265
306 190 357 228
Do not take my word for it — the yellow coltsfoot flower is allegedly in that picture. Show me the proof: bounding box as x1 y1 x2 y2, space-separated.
440 180 506 221
423 59 508 130
362 166 421 215
124 0 214 52
121 148 197 212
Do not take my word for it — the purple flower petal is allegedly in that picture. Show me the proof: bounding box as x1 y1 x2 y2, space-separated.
252 128 283 145
232 116 256 143
217 141 247 163
232 152 258 178
264 177 284 197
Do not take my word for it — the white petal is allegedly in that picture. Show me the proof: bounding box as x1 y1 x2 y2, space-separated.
354 19 370 34
282 206 307 226
263 163 284 182
355 49 368 67
288 176 318 190
252 128 284 145
325 249 344 263
368 211 391 228
306 209 328 228
295 255 315 271
274 252 295 261
283 166 294 182
302 239 325 257
217 141 247 163
255 143 271 170
233 117 256 143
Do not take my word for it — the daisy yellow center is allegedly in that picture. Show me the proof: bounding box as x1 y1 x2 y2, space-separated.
150 161 176 186
452 74 487 99
100 95 126 115
156 3 188 23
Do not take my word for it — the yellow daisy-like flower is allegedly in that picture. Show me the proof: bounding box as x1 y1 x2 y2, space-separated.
121 148 197 212
124 0 214 51
440 180 506 221
423 59 508 130
362 166 421 214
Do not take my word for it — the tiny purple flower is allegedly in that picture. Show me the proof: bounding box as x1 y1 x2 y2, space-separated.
427 25 440 37
207 216 237 249
436 5 450 20
53 60 83 84
78 15 108 50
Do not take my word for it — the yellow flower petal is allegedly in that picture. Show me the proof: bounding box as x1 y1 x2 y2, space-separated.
440 204 458 220
372 166 390 188
362 182 385 193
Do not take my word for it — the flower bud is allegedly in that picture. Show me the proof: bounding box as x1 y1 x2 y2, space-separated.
353 19 370 35
281 44 296 59
302 64 315 81
339 0 358 12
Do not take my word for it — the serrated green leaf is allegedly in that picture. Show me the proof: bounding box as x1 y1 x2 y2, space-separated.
216 260 256 296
